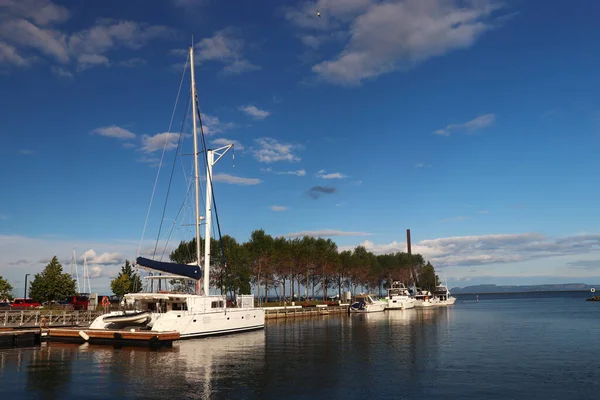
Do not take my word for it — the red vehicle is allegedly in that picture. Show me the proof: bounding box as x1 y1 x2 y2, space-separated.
11 298 41 308
62 295 90 310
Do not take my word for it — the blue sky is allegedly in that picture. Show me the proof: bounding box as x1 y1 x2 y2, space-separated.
1 0 600 295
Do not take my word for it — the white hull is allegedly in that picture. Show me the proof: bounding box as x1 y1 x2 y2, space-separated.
385 297 416 310
91 308 265 338
431 296 457 306
349 303 386 313
413 299 434 308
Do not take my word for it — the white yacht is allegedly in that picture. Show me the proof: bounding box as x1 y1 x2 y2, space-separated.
431 284 457 306
413 290 434 308
384 281 415 310
90 43 265 338
348 294 386 313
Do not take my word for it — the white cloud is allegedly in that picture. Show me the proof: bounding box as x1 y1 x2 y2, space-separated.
92 125 136 140
200 113 235 135
140 132 179 153
283 229 371 238
210 138 243 150
0 0 70 26
77 53 109 69
351 233 600 268
261 167 306 176
253 137 302 163
88 266 104 279
68 19 175 69
0 2 175 71
0 41 31 66
286 0 503 85
239 105 271 120
137 156 160 167
271 205 288 211
51 65 72 77
212 173 261 185
317 169 345 179
435 113 496 136
81 249 125 266
189 28 259 75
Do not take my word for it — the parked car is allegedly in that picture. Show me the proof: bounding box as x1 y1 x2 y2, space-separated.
11 298 41 308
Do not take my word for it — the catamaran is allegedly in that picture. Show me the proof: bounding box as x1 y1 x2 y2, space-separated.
90 43 265 338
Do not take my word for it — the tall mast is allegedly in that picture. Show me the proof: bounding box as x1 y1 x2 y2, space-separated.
203 150 214 296
190 44 203 286
203 145 233 297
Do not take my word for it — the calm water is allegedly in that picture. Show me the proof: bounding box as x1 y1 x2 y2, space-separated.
1 292 599 399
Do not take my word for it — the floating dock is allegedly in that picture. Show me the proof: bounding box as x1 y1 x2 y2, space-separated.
42 328 180 348
0 329 41 348
264 304 350 319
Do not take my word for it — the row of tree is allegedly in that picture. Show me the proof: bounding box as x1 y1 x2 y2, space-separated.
168 229 439 303
2 230 438 303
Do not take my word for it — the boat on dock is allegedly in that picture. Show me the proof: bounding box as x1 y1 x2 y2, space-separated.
89 42 265 339
348 294 386 313
384 281 415 310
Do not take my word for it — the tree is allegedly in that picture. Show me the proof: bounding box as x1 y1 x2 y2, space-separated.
110 260 143 298
418 261 439 290
29 256 76 303
0 276 14 301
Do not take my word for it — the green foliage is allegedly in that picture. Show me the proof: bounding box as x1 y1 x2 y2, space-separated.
418 261 439 291
169 238 198 265
164 230 435 301
110 260 143 298
28 256 76 303
0 276 14 301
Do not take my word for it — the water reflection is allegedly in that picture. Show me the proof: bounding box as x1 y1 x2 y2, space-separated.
0 309 454 400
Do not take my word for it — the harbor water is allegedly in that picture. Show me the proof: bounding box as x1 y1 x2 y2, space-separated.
1 291 598 399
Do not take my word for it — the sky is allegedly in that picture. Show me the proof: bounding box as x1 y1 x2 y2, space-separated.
1 0 600 296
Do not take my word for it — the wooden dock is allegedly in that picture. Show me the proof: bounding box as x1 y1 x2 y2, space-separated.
0 329 41 348
43 328 180 348
264 304 350 319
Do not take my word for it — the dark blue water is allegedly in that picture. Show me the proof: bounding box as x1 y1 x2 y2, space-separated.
1 291 599 399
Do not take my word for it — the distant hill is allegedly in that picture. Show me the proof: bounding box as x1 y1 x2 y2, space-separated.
450 283 599 294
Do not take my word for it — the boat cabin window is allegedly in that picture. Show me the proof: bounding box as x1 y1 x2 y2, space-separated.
211 300 224 308
171 302 188 311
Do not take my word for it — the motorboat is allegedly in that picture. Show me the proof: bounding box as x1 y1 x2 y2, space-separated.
384 281 415 310
413 290 434 308
431 284 456 306
348 294 386 313
102 311 151 325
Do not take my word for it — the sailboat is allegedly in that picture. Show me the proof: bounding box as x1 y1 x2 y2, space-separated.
89 44 265 338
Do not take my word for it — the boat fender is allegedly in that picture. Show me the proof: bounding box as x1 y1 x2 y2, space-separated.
78 331 89 341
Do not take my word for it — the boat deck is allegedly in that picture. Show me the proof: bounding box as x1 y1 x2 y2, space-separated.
43 328 180 348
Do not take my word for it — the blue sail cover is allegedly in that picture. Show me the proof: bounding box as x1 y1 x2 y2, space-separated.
135 257 202 281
